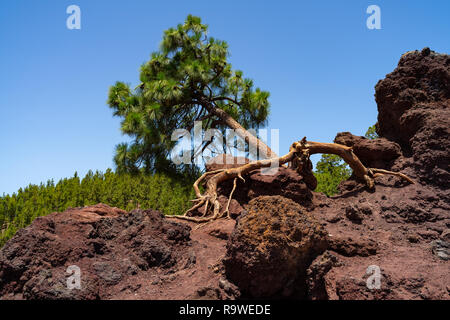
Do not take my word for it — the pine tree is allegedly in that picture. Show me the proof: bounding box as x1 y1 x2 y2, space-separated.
107 15 275 175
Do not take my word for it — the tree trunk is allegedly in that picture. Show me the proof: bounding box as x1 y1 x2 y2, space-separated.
203 103 278 159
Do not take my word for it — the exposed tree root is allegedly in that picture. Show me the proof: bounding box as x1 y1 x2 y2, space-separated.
224 177 238 219
371 168 415 184
167 138 414 223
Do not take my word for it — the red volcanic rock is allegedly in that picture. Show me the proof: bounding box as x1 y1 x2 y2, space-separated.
223 196 328 298
334 132 401 169
205 154 250 172
207 49 449 300
0 204 237 300
375 48 450 145
243 167 314 207
1 49 449 301
375 48 450 186
188 164 315 218
284 49 449 300
309 178 450 300
306 251 339 300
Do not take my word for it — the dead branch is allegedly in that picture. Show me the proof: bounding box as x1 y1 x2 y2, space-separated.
167 138 414 223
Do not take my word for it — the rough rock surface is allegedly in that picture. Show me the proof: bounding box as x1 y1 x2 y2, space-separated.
223 196 328 298
0 48 449 300
375 48 450 187
311 179 449 300
218 48 449 300
191 164 315 218
334 132 401 169
0 204 235 300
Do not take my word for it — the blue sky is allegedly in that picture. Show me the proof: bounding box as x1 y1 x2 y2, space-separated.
1 0 449 195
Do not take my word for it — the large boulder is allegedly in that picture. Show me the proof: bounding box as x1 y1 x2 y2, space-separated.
223 196 328 298
334 132 401 169
375 48 450 186
0 204 192 299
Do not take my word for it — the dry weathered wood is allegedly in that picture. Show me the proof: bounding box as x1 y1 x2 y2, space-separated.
168 138 414 223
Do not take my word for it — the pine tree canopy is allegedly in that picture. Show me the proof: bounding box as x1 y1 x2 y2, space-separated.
108 15 271 174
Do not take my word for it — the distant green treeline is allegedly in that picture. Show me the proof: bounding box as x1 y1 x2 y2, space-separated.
0 169 196 247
